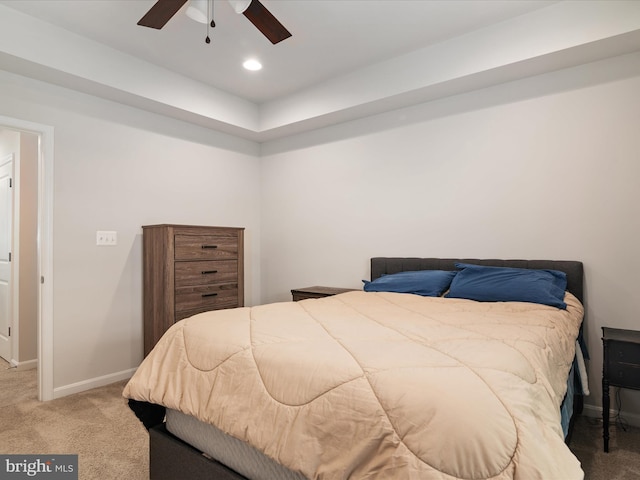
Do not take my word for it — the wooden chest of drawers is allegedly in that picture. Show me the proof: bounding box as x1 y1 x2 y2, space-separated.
143 224 244 356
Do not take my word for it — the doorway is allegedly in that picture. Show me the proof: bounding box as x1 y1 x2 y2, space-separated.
0 153 13 362
0 115 54 401
0 153 15 362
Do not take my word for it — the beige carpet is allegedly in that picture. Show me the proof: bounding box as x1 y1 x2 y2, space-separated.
0 358 38 407
570 414 640 480
0 362 148 480
1 357 639 480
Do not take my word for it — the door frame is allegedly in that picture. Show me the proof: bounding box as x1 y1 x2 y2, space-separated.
0 115 54 401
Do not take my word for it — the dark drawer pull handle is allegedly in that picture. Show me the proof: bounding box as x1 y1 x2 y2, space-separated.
201 293 218 298
201 270 218 275
201 245 218 249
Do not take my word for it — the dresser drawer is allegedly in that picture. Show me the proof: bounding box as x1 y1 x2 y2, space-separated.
175 260 238 287
606 362 640 389
174 234 239 261
175 302 240 321
175 284 239 314
606 340 640 389
607 340 640 364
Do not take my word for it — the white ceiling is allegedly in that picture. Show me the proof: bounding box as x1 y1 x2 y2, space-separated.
1 0 557 103
1 1 640 141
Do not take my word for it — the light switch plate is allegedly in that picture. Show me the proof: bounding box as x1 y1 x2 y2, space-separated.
96 231 117 246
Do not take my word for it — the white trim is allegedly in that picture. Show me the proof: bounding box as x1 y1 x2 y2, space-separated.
0 115 54 402
11 151 20 365
9 357 37 371
53 368 136 399
37 127 54 401
583 403 640 428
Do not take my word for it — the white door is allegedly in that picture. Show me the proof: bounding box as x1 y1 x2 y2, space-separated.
0 154 13 362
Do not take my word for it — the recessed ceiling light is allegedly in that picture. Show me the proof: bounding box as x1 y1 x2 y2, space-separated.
243 59 262 71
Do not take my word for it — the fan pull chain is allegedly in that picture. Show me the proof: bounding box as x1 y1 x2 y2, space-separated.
205 0 215 44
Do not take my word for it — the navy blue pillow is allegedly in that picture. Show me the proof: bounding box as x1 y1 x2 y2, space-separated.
363 270 456 297
445 263 567 309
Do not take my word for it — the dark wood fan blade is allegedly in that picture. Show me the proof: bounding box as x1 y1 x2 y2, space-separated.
138 0 188 29
242 0 292 44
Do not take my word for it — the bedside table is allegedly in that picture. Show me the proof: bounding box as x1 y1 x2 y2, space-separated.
601 327 640 452
291 286 357 301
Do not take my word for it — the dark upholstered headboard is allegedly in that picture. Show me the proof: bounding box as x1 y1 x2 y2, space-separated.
370 258 584 304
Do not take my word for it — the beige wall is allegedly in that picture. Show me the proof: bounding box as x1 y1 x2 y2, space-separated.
18 132 38 363
260 52 640 422
0 69 262 394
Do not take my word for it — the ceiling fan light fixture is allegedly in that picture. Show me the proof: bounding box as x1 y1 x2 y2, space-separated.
186 0 209 23
228 0 252 14
138 0 290 44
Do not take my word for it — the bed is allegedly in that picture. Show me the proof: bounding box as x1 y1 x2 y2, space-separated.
124 257 587 480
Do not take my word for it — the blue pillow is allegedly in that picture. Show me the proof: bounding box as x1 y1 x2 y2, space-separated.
363 270 456 297
445 263 567 309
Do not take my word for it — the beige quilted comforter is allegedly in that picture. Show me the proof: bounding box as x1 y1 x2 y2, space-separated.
123 291 584 480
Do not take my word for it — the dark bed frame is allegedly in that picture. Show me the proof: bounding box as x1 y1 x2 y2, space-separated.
138 257 585 480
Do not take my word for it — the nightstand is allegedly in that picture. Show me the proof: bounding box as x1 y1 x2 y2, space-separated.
601 327 640 452
291 286 357 301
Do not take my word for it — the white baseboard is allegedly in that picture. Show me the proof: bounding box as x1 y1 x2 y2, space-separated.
10 358 37 371
582 403 640 428
53 368 137 399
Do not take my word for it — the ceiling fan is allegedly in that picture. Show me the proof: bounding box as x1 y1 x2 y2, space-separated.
137 0 292 45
